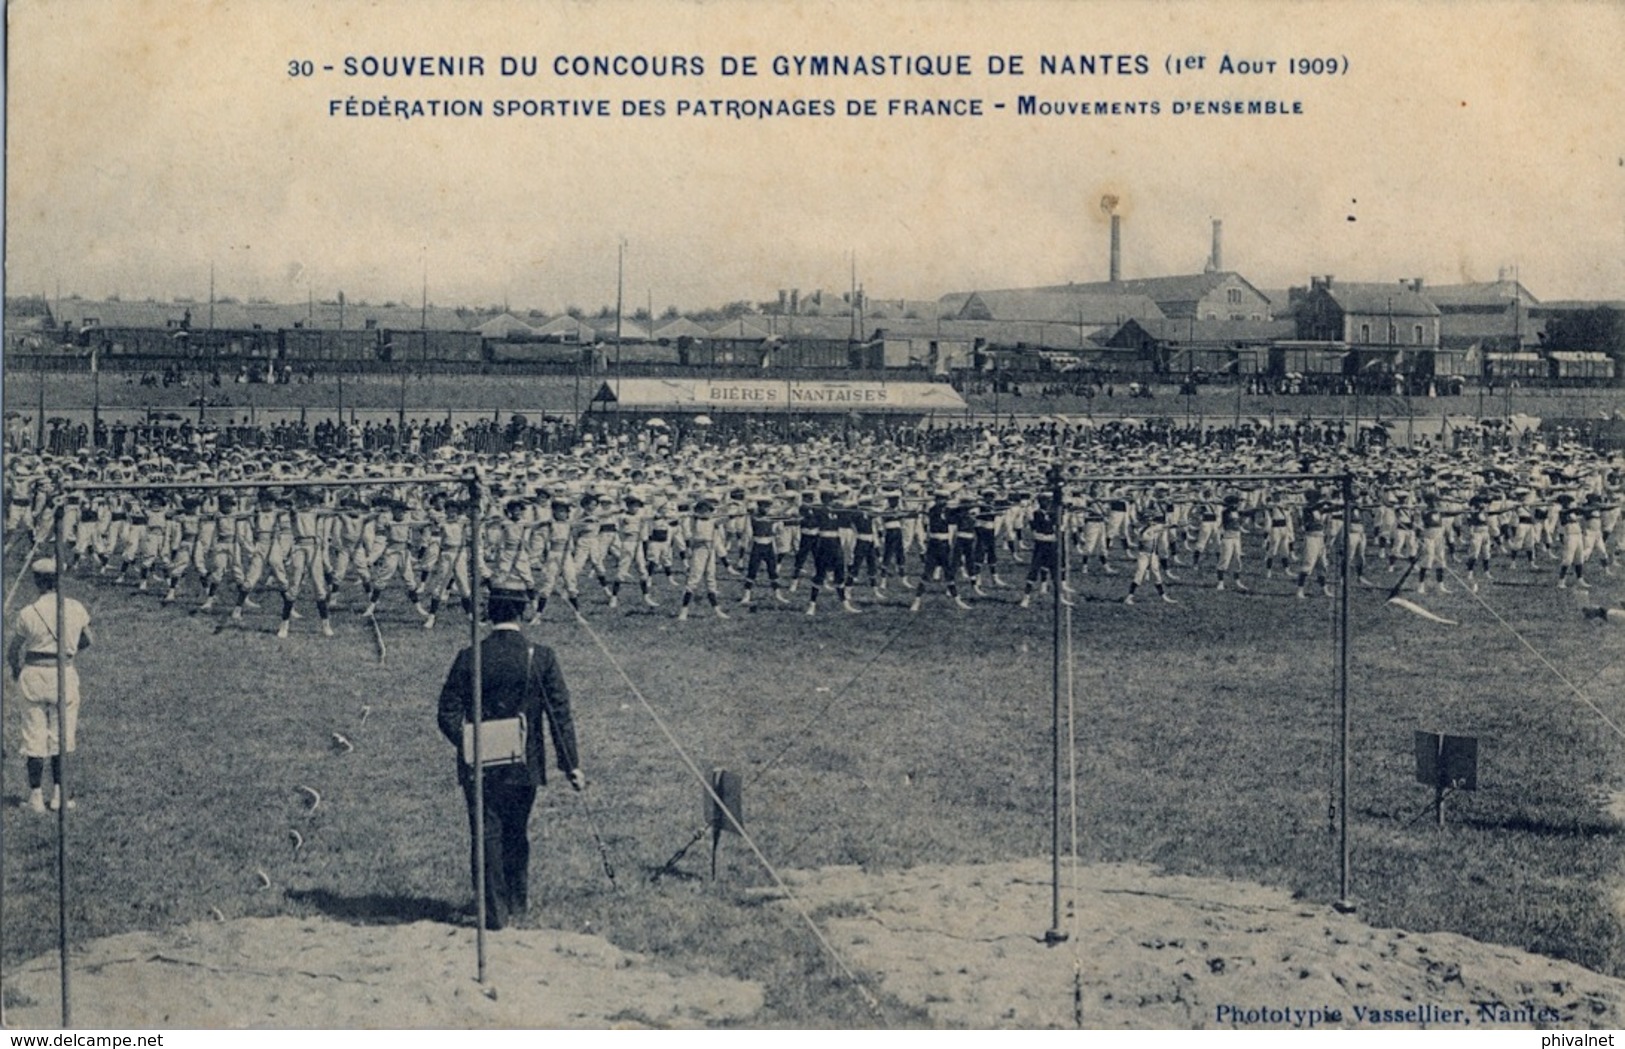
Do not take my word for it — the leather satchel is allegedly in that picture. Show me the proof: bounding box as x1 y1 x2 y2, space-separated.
460 644 533 767
462 714 527 767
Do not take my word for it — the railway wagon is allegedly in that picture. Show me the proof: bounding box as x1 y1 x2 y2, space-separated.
380 329 485 364
1183 348 1265 375
1549 351 1615 382
279 327 381 362
1269 343 1351 377
682 338 759 367
94 326 199 358
787 338 860 369
1484 351 1547 382
487 339 589 365
95 326 280 359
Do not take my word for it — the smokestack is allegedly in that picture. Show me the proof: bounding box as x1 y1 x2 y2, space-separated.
1109 214 1121 283
1210 219 1224 273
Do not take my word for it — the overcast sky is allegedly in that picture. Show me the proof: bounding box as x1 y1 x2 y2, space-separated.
6 0 1623 313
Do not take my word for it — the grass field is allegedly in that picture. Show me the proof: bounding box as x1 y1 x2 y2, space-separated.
3 543 1623 1025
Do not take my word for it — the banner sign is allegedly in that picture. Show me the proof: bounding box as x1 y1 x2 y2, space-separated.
700 380 910 407
595 379 967 413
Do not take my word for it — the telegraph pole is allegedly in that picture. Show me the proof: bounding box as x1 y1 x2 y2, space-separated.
615 238 626 398
1044 466 1068 948
91 343 101 446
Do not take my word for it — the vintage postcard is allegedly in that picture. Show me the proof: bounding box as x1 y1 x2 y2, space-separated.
3 0 1624 1038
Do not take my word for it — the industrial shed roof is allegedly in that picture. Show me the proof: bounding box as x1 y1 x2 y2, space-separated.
942 289 1166 325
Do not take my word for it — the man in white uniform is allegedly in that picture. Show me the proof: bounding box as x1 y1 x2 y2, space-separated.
8 559 94 813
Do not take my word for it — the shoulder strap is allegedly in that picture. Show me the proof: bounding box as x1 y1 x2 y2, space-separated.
31 601 59 645
528 643 554 718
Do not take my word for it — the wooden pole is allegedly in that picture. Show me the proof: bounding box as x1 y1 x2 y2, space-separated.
37 357 47 450
92 352 101 448
1045 469 1068 946
1336 470 1355 912
615 239 625 400
467 470 487 980
54 503 72 1025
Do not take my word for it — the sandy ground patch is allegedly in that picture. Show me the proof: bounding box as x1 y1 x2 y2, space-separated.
6 859 1625 1029
0 917 762 1029
776 859 1625 1030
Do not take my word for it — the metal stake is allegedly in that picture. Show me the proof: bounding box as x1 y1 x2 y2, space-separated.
1336 471 1356 913
1046 469 1068 946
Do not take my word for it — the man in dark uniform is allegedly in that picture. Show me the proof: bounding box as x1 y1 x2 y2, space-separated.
949 497 979 588
1019 493 1061 609
969 491 1005 593
741 496 791 606
877 489 912 590
804 489 859 615
912 491 972 611
848 497 883 595
437 587 585 930
788 489 820 591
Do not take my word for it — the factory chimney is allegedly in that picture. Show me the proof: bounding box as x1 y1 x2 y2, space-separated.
1208 219 1224 273
1101 195 1121 283
1109 214 1121 283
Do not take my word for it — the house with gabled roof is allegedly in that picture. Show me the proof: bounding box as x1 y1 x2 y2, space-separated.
1292 277 1440 347
1289 276 1457 382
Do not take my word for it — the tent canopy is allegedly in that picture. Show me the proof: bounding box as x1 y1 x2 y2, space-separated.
532 316 597 342
710 319 773 341
651 317 710 341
